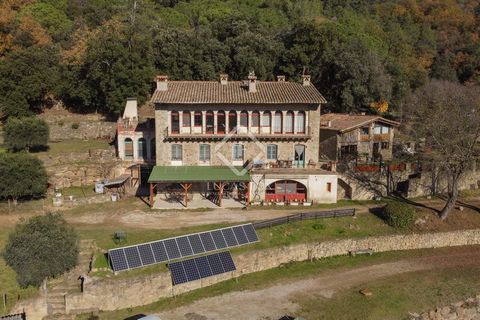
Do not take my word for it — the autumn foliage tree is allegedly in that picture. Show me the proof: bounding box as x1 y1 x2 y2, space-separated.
406 80 480 219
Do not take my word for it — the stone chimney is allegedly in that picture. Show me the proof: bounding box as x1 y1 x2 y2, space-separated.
277 75 285 82
248 71 257 93
302 74 311 86
220 74 228 85
156 75 168 91
327 120 332 127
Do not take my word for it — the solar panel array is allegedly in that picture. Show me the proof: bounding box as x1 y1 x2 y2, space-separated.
169 251 236 285
108 223 258 272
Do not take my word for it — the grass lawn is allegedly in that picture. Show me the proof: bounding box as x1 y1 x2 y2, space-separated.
37 139 111 155
77 247 480 320
297 265 480 320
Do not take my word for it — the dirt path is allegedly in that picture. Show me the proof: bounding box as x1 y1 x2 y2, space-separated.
157 248 480 320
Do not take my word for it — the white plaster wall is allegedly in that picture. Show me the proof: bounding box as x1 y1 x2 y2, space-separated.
308 174 337 203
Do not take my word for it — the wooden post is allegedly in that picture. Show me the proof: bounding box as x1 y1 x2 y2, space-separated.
180 183 192 207
246 181 250 205
149 183 154 207
214 182 225 207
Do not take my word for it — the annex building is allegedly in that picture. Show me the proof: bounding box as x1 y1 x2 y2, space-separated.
146 73 338 208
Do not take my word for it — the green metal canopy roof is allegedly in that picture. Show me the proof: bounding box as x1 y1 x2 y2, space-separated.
148 166 250 183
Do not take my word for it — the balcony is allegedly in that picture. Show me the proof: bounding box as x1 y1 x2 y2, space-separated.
373 133 390 141
164 126 312 141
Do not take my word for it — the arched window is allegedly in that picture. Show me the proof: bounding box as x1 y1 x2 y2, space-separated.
182 111 191 127
262 111 271 127
265 180 307 202
228 111 237 133
285 111 294 133
217 111 226 134
150 138 156 160
194 111 202 127
124 138 133 159
206 110 214 134
171 111 179 134
273 111 282 133
240 111 248 127
296 111 305 133
251 111 260 127
138 138 147 159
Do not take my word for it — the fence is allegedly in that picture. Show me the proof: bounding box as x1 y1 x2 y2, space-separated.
252 208 356 229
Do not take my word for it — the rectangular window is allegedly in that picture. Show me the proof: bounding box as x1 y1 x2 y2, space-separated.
267 144 278 160
252 113 259 127
381 126 390 134
361 127 369 135
233 144 244 161
373 126 381 134
326 182 332 192
194 112 202 126
381 142 389 149
182 112 191 127
171 144 182 161
273 113 282 133
261 112 271 126
240 112 248 127
199 144 210 161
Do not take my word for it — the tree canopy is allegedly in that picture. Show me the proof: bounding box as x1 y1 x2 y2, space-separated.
0 0 480 116
0 153 48 201
4 117 49 152
3 213 79 288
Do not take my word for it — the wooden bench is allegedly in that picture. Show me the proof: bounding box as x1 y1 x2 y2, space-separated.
349 248 374 256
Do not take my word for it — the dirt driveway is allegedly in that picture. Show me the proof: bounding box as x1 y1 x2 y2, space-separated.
156 247 480 320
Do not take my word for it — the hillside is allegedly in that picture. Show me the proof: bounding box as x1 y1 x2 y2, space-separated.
0 0 479 117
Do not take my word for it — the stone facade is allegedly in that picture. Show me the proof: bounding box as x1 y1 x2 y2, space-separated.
45 229 480 315
320 120 396 162
411 295 480 320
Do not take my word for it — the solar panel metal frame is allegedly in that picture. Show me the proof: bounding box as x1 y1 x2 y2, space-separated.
108 223 258 272
169 251 236 286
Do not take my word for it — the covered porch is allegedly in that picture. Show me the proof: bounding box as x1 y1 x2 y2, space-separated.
147 166 251 209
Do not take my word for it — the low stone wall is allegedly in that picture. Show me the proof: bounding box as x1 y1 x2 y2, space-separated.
62 229 480 315
410 295 480 320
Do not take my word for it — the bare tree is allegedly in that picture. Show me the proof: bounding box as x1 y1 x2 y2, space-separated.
406 80 480 219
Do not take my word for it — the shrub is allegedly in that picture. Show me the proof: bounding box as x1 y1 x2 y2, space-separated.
4 117 49 152
71 122 79 129
0 153 48 202
382 202 416 228
3 213 79 288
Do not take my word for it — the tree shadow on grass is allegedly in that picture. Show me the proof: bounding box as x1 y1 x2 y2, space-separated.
386 195 441 214
436 195 480 214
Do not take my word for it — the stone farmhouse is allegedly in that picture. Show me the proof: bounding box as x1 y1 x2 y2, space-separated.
319 113 399 163
116 73 401 208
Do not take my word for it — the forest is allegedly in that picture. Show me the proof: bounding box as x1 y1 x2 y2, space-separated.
0 0 479 117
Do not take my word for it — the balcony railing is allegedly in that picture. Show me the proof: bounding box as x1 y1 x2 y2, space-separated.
164 126 312 140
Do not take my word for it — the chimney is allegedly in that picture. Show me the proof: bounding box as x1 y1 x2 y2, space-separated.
248 71 257 93
327 120 332 127
302 74 311 86
220 74 228 85
277 75 285 82
155 75 168 91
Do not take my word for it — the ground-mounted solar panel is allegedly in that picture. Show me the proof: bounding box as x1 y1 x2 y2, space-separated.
169 261 188 285
211 230 228 249
199 232 216 251
138 243 155 266
108 223 258 272
164 238 181 260
242 224 259 242
169 252 236 286
188 234 205 254
232 226 249 245
151 241 168 263
221 228 238 247
109 248 128 272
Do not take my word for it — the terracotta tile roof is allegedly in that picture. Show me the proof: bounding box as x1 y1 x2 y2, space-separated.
151 81 327 104
320 113 400 133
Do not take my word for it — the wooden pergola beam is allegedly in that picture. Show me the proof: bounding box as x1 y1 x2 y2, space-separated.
180 183 192 207
214 182 225 207
149 183 157 207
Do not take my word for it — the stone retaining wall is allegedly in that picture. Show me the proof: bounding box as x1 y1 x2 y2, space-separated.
60 229 480 315
410 295 480 320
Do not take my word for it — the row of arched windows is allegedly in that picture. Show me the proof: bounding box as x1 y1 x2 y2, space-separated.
124 137 156 160
171 111 305 134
